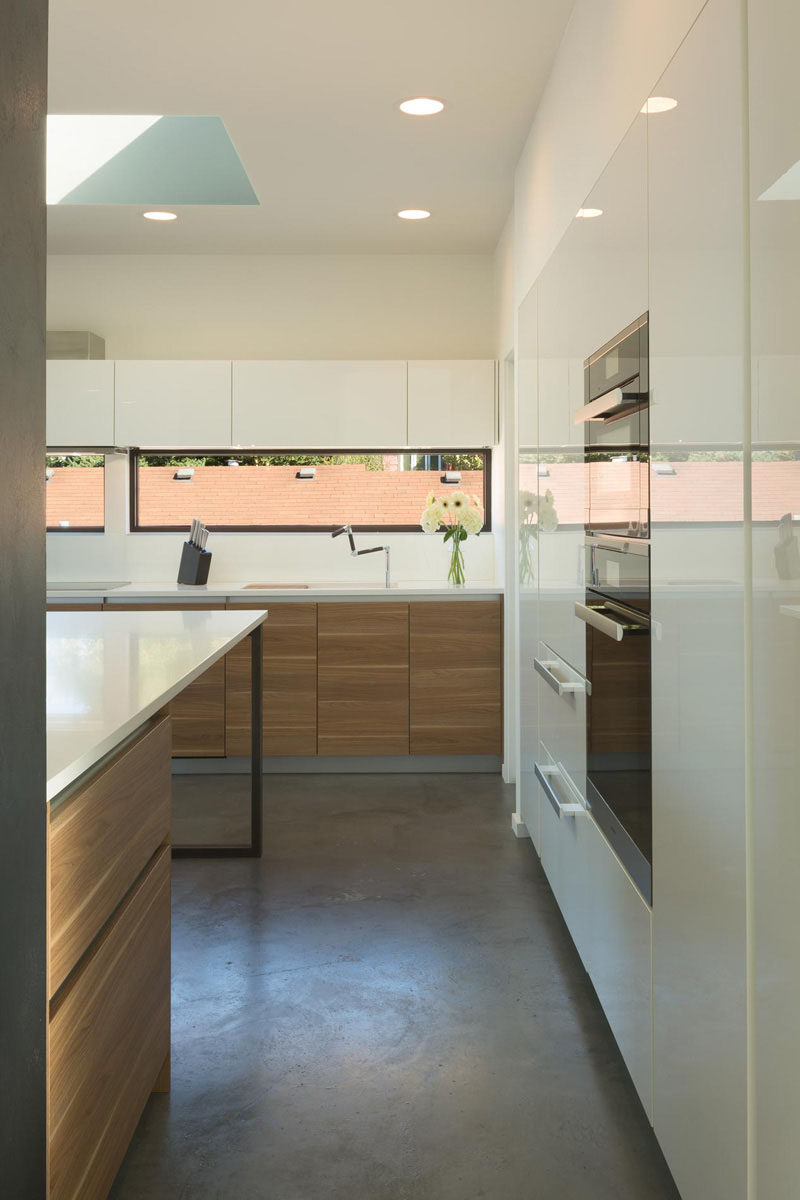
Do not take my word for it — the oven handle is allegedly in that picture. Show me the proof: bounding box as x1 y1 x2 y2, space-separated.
534 762 586 819
534 656 590 696
574 602 627 640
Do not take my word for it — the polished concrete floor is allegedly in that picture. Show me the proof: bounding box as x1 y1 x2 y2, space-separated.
111 773 679 1200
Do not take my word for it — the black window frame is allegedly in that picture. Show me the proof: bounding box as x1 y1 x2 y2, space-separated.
129 448 492 534
45 451 106 534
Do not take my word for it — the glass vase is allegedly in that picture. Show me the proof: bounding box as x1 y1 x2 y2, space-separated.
447 536 466 587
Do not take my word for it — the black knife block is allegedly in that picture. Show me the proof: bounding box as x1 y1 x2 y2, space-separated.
177 542 212 585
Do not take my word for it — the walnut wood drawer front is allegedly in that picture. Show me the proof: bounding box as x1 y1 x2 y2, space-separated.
225 602 317 756
49 845 171 1200
317 602 409 755
410 601 503 754
103 602 227 756
49 713 171 997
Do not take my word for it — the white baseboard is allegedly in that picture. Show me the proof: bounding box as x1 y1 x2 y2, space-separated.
511 812 529 838
172 755 502 775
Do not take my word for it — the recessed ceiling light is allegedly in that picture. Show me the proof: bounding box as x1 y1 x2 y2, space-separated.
641 96 678 114
576 207 603 219
399 97 445 116
397 209 431 220
142 210 178 221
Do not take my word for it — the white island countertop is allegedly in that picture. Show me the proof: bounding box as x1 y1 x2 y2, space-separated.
47 580 503 602
46 608 267 802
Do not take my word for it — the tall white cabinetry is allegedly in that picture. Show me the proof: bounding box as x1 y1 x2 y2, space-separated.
232 361 407 447
114 361 232 447
517 113 653 1118
648 3 748 1197
46 360 115 446
749 2 800 1197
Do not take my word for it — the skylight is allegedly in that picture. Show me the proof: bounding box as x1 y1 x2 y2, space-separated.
46 115 258 207
47 115 162 204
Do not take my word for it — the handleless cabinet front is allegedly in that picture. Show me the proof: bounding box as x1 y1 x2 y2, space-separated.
225 602 317 756
407 360 496 447
409 601 502 754
114 360 232 447
317 603 409 755
102 602 227 756
46 360 115 447
232 360 407 447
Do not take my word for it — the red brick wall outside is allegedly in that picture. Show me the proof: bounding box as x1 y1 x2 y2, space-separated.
135 464 486 528
46 467 104 528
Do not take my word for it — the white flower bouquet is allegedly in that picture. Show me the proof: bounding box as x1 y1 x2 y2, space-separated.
420 490 484 586
519 487 558 584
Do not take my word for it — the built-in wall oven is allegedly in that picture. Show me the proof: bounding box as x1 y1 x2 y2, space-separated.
577 535 651 902
575 313 649 540
574 314 652 904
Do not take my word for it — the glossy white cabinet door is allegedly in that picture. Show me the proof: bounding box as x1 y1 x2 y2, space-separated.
115 361 232 447
46 360 115 446
537 643 587 804
649 2 748 1197
750 1 800 1197
407 360 496 447
518 285 541 849
537 749 652 1114
233 361 407 448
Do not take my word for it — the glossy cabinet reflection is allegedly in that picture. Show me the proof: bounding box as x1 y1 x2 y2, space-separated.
648 3 748 1198
517 282 541 850
749 2 800 1197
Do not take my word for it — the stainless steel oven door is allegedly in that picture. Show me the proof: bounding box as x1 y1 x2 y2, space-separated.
575 590 652 904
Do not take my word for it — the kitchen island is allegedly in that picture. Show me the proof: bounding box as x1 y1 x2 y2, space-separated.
46 608 267 1200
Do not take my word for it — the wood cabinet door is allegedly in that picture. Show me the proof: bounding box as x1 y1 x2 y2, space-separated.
225 602 317 756
102 602 227 756
317 603 409 755
410 601 502 754
49 845 170 1200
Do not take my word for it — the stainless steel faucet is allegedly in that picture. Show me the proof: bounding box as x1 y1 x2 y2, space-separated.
331 525 391 588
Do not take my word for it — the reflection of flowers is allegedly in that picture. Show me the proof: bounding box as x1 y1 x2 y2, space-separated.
519 487 559 585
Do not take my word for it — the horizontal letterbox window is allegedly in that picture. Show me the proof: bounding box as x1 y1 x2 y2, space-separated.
46 454 105 532
131 451 490 533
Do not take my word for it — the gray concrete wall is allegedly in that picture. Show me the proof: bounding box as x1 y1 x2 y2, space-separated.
0 0 48 1192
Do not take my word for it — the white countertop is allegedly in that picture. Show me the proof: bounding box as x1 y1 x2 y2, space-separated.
47 580 503 601
46 608 267 802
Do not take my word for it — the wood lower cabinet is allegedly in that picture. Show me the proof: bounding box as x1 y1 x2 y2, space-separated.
48 713 171 1200
410 601 503 754
225 602 317 756
49 846 171 1200
317 603 410 755
49 714 171 996
103 602 227 756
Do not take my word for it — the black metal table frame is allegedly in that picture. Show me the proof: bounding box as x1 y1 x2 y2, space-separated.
172 621 263 858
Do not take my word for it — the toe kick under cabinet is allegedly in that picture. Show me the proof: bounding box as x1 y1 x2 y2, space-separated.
98 598 503 759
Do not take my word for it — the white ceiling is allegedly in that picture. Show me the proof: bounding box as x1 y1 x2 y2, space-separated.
47 0 574 254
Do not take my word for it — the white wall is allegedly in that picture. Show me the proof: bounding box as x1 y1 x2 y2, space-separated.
46 254 495 360
513 0 707 303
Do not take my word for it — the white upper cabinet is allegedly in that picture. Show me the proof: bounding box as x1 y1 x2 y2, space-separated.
46 360 115 446
407 360 496 447
114 361 232 447
232 361 407 448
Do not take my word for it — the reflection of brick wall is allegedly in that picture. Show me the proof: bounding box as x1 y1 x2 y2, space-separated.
46 468 105 528
520 461 800 524
136 465 486 527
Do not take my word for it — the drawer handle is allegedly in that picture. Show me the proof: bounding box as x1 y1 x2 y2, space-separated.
574 602 648 640
534 762 586 819
534 656 589 696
